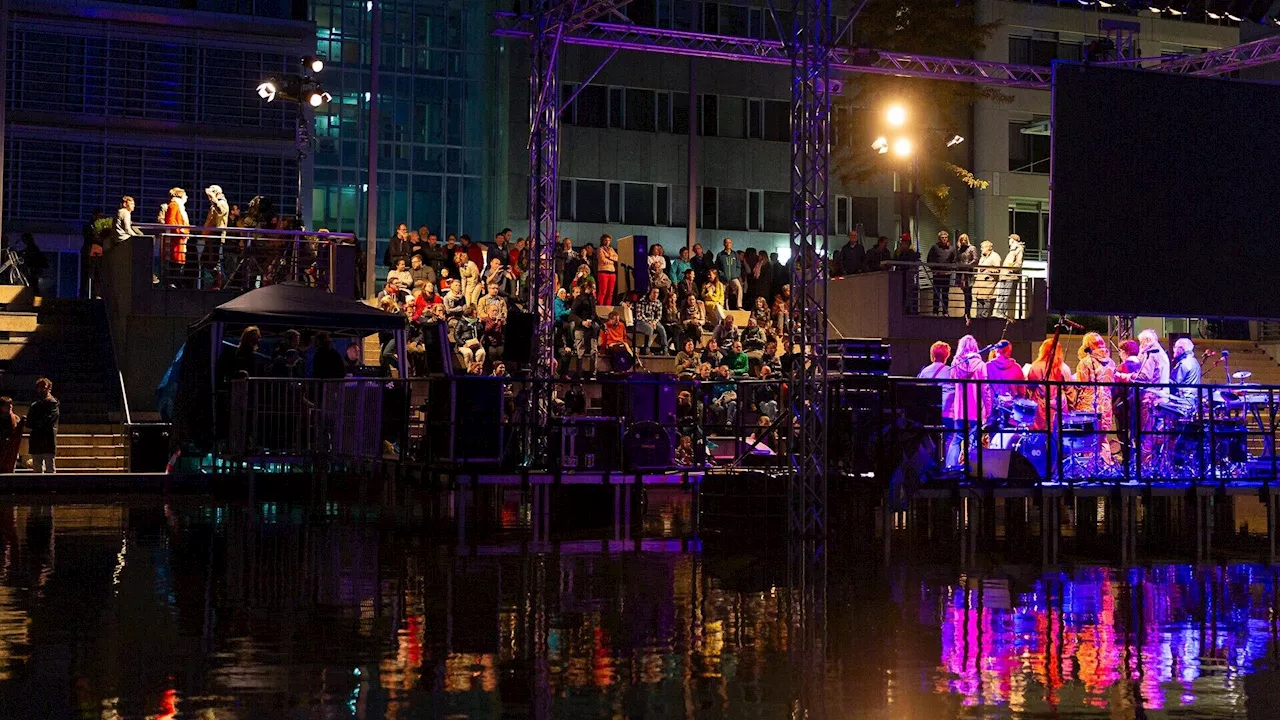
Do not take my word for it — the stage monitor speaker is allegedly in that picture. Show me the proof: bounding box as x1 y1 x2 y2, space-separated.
600 375 678 424
504 310 536 364
625 421 672 470
632 234 649 295
423 321 452 375
130 424 171 473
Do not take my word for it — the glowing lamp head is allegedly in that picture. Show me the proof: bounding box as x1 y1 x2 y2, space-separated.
308 57 324 73
892 137 912 157
872 136 889 154
886 104 907 127
257 82 277 101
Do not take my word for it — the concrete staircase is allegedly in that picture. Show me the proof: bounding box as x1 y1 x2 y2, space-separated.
0 286 128 472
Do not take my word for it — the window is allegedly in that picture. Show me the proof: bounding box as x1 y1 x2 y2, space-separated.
625 88 656 132
577 180 606 223
700 186 718 228
747 7 767 38
672 92 690 134
764 100 789 141
1008 116 1051 173
657 91 672 133
700 94 718 136
560 83 578 125
701 2 718 32
834 195 852 235
1009 31 1086 65
719 188 747 231
764 191 790 233
1008 199 1047 253
625 182 655 225
576 85 607 127
719 96 745 139
558 179 574 220
852 197 879 237
747 99 764 139
609 87 624 128
748 190 763 231
607 182 622 223
656 184 671 226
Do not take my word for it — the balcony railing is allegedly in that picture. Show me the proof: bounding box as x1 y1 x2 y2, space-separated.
883 261 1035 321
133 224 357 292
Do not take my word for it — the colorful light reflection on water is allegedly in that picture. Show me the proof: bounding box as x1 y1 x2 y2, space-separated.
933 565 1280 715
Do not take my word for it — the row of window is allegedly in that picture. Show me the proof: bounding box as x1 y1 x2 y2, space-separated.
561 84 793 142
621 1 862 47
1008 116 1051 174
556 178 878 236
1009 31 1210 66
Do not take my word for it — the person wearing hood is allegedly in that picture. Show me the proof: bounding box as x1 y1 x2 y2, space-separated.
985 341 1025 399
944 335 991 469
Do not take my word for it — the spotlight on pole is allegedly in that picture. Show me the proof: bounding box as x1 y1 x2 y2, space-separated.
307 90 332 107
872 136 889 154
1167 6 1184 14
1226 11 1242 19
1098 0 1114 6
1207 10 1222 17
947 135 965 148
886 104 907 127
257 81 277 102
303 56 324 73
892 137 912 158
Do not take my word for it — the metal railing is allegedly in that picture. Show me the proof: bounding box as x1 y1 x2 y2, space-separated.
218 375 792 473
888 375 1280 486
134 224 356 292
884 261 1035 321
227 378 385 466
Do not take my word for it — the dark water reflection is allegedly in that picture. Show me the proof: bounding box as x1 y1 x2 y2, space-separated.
0 498 1275 718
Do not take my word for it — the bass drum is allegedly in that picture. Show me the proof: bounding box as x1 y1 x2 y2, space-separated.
1010 433 1047 480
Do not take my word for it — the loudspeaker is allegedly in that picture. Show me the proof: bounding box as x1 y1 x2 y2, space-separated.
625 421 672 470
435 379 504 461
554 416 622 470
504 310 536 364
130 424 171 473
632 234 649 295
423 322 452 375
599 375 678 424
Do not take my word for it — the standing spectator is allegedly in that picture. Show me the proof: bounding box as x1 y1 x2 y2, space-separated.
570 281 600 377
312 331 346 379
894 233 921 262
492 231 511 267
81 211 108 298
18 234 48 295
27 378 59 474
558 236 579 287
715 237 743 310
917 340 955 420
690 243 711 285
954 233 978 320
926 230 955 316
461 234 485 270
634 287 667 355
456 250 481 307
745 248 772 310
385 223 411 269
580 243 598 282
769 251 788 292
508 237 527 295
668 246 692 285
596 234 619 305
836 231 865 276
441 235 460 278
411 225 429 260
114 196 145 245
974 240 1003 318
422 233 446 277
863 236 890 272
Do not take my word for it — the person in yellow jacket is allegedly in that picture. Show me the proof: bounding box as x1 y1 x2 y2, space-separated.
701 268 727 328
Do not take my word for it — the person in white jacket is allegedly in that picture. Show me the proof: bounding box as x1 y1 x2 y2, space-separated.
974 240 1003 317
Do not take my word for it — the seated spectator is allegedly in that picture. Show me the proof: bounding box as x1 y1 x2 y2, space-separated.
443 279 466 335
412 280 444 322
707 365 738 429
344 342 364 374
570 280 599 377
674 434 694 466
648 244 671 290
751 296 771 329
761 342 781 373
751 364 780 421
616 291 636 328
378 294 401 315
554 287 571 324
680 294 705 348
675 268 698 301
702 269 727 327
600 311 634 371
409 254 435 286
661 290 682 355
456 305 486 367
379 277 409 306
724 340 749 375
634 287 667 355
388 258 413 288
479 301 505 362
741 315 766 353
477 282 508 323
701 338 724 368
771 284 791 334
674 339 699 377
712 314 738 349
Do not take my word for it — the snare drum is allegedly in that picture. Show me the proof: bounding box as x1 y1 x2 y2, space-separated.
1062 411 1099 454
1009 398 1037 427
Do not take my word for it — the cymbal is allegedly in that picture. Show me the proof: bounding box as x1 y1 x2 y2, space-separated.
1232 371 1253 381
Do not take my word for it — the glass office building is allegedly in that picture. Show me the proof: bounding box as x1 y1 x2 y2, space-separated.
308 0 497 258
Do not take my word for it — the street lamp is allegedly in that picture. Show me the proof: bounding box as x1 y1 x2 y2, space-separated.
886 104 907 127
891 137 913 158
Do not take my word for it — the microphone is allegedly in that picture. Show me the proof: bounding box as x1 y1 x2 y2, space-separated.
1222 349 1230 357
1059 317 1084 330
1201 348 1215 361
979 339 1011 354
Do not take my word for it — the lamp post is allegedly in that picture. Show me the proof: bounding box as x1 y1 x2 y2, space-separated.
256 64 330 226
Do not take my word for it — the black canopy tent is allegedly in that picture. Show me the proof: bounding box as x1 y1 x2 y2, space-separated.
173 283 408 451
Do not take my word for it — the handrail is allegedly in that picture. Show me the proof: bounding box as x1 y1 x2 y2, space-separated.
133 223 357 241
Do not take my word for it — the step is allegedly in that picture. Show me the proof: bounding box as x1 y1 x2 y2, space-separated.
0 286 34 307
43 456 127 471
56 444 126 458
0 313 37 334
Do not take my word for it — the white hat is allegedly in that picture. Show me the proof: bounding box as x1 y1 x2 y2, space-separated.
206 185 223 196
